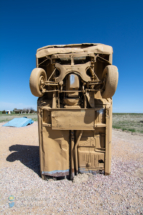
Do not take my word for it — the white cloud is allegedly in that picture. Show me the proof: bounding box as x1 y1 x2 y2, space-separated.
0 102 37 111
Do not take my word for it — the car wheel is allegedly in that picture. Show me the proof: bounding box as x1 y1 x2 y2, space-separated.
101 65 118 99
29 68 47 97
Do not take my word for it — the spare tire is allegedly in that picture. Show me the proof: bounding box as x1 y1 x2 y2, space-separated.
29 68 47 97
101 65 118 99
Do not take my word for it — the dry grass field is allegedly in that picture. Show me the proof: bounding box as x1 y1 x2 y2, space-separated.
113 113 143 134
0 113 38 123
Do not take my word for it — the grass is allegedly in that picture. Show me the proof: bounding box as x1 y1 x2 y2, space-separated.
113 113 143 115
112 113 143 134
112 125 136 133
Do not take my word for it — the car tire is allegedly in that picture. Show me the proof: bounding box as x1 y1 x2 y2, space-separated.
101 65 118 99
29 68 47 97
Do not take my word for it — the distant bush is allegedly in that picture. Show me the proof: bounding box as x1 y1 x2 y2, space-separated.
30 108 35 113
22 108 36 113
2 110 6 114
13 108 36 114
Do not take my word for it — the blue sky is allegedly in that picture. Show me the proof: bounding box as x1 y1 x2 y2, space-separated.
0 0 143 112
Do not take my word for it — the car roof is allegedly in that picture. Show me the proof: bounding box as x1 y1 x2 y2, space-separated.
36 43 113 58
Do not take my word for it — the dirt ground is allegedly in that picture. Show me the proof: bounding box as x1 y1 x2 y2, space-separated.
0 122 143 214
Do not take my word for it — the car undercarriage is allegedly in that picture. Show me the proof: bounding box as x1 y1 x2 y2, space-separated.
30 43 118 180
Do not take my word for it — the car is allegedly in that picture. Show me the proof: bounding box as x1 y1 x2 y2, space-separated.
29 43 118 180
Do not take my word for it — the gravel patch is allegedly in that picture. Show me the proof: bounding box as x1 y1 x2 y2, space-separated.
0 122 143 214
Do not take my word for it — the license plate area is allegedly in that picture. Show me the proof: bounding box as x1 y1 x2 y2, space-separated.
51 109 95 130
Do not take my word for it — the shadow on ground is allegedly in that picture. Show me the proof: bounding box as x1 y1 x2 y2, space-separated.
6 145 40 177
